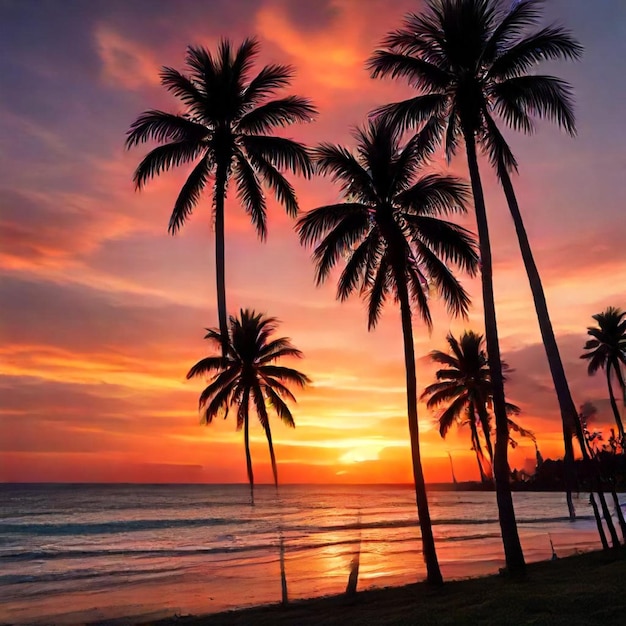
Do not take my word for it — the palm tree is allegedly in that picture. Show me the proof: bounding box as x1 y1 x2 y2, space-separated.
421 331 532 482
187 309 310 503
581 307 626 441
127 39 316 354
297 119 479 584
368 0 583 566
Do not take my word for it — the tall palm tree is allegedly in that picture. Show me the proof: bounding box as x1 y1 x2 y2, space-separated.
187 309 310 503
297 120 479 584
421 331 532 482
581 307 626 441
368 0 583 566
127 39 316 354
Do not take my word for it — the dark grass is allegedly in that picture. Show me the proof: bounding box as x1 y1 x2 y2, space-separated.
148 549 626 625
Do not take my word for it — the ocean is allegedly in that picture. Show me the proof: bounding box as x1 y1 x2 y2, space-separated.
0 484 619 625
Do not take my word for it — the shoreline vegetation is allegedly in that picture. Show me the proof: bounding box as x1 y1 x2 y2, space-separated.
147 550 626 626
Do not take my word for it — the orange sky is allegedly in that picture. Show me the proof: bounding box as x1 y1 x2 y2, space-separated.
1 0 625 484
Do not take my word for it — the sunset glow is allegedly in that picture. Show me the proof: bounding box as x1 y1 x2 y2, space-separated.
1 0 625 485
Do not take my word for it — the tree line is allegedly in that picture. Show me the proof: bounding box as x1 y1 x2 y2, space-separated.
126 0 626 585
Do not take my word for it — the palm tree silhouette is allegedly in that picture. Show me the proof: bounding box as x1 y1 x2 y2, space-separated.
368 0 582 569
297 119 478 584
581 307 626 442
421 331 533 482
187 309 310 503
127 39 316 354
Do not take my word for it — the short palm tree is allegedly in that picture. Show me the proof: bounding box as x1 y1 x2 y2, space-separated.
297 119 479 585
421 331 531 482
368 0 583 566
127 38 316 354
187 309 310 503
581 307 626 442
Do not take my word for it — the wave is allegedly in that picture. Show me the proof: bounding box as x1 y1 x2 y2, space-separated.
0 512 595 539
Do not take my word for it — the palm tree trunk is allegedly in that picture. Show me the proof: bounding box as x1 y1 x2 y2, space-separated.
265 424 279 488
610 488 626 543
397 273 443 585
463 128 525 575
242 389 254 505
589 492 609 550
476 401 495 469
597 489 620 548
470 416 488 483
499 166 585 519
214 160 229 357
607 365 625 440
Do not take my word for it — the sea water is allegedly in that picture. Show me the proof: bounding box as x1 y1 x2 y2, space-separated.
0 484 618 624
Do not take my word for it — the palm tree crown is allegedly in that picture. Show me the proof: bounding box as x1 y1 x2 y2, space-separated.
297 120 479 329
368 0 582 171
127 37 316 235
581 307 626 439
187 309 310 500
421 331 531 481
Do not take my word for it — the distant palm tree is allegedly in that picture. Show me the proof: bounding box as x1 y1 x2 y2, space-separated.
187 309 310 503
127 39 316 354
581 307 626 442
297 119 479 584
421 331 532 482
368 0 583 565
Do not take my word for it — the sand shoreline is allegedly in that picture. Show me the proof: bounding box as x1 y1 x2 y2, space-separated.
140 549 625 626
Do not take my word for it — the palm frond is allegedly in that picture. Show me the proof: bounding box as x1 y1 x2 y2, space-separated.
484 0 542 60
367 255 390 330
265 385 296 427
312 213 370 285
168 154 212 234
367 50 450 91
238 96 317 134
371 94 447 134
493 75 577 135
489 27 583 80
132 142 206 190
248 153 299 217
242 135 313 177
336 231 379 301
313 143 376 204
438 394 471 438
186 355 229 379
159 68 207 118
243 64 294 106
260 365 310 387
480 112 519 174
297 203 368 247
397 174 469 216
406 216 479 275
126 110 208 148
234 152 267 240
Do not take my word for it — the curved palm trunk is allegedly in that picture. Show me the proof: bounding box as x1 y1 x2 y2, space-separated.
607 365 625 440
397 275 443 585
610 488 626 543
499 166 586 519
476 400 495 468
463 129 525 575
242 390 255 505
589 492 609 551
597 489 620 548
214 160 229 357
264 424 279 488
264 422 288 603
469 409 488 483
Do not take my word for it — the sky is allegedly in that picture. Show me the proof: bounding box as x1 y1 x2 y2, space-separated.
1 0 625 485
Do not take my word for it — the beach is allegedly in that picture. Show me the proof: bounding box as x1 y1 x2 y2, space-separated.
1 484 620 625
155 550 626 626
